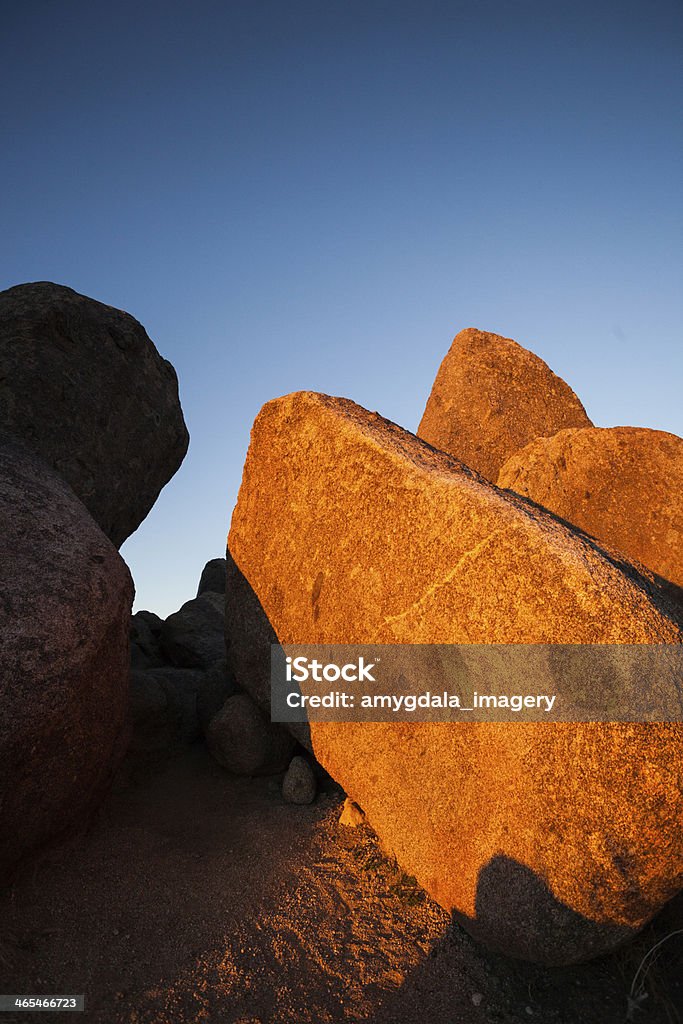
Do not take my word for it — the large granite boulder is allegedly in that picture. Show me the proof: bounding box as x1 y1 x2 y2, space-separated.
0 440 134 882
159 592 225 669
418 328 592 481
0 282 189 546
227 390 682 965
498 426 683 590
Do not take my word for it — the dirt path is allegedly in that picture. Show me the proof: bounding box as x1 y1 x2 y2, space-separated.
0 746 681 1024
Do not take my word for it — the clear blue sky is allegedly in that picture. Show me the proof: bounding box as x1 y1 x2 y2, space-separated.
2 0 681 617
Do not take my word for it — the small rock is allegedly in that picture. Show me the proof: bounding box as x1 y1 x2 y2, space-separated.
282 756 316 805
339 798 365 828
471 992 484 1007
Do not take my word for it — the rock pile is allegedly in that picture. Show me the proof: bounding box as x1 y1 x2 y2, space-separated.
131 557 302 784
0 282 188 883
128 559 234 752
4 282 680 967
225 333 683 965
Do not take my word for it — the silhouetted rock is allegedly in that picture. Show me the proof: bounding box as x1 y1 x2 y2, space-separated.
418 328 592 481
0 440 133 882
0 281 189 546
227 390 683 964
196 659 238 734
130 610 165 669
206 693 296 776
498 425 683 589
160 592 225 669
282 756 316 804
197 557 227 596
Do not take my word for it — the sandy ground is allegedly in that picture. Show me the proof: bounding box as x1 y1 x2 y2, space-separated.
1 744 682 1024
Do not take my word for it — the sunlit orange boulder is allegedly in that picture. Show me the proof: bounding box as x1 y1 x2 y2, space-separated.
418 328 592 481
227 391 683 965
498 425 683 590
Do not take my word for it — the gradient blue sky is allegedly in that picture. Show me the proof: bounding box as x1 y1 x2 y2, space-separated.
2 0 681 616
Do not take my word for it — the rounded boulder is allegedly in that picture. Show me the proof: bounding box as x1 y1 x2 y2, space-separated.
0 281 189 546
0 441 134 881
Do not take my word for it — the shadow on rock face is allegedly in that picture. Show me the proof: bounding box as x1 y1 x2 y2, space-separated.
371 885 683 1024
225 549 311 751
497 487 683 628
462 854 635 966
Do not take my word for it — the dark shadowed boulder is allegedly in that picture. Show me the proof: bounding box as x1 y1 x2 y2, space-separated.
498 425 683 589
418 328 592 481
282 755 317 805
197 557 227 596
160 592 225 669
196 659 238 734
227 390 683 965
129 667 204 749
0 281 189 546
130 610 165 669
206 693 296 776
0 440 133 882
128 672 170 750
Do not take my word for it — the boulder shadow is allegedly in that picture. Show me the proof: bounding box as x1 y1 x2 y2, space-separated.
372 856 683 1024
225 549 311 750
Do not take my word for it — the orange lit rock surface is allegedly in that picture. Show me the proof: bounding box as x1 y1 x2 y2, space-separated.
498 425 683 590
418 328 592 481
227 391 683 965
